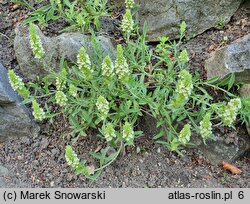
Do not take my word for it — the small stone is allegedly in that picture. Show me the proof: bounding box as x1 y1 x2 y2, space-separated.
32 160 39 166
50 181 55 187
40 137 49 149
0 165 8 176
66 173 73 182
21 137 31 145
50 149 59 158
157 147 161 153
17 155 23 160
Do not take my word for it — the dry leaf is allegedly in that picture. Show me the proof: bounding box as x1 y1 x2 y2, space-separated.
94 144 102 153
10 4 20 11
222 161 242 175
204 174 212 180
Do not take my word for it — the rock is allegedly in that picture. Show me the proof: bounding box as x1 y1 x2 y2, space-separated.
239 84 250 98
193 134 250 165
0 165 8 176
40 137 49 149
239 84 250 135
138 114 160 137
205 34 250 82
14 24 116 80
116 0 241 41
0 63 39 141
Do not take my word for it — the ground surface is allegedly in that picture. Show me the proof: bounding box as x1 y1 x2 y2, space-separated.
0 0 250 187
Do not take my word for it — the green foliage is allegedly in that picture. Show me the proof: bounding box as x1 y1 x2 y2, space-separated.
215 73 236 91
21 0 109 32
240 97 250 127
11 0 35 9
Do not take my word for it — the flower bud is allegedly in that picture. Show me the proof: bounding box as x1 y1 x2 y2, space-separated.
103 123 116 142
178 124 191 145
69 84 77 97
65 146 80 169
8 70 30 98
55 91 68 106
29 23 45 59
102 55 114 79
220 98 241 127
125 0 135 9
32 99 46 121
96 96 109 120
77 47 93 80
199 113 213 141
121 9 134 35
115 45 130 82
122 122 134 143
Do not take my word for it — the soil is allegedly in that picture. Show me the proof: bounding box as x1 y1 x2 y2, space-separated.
0 0 250 188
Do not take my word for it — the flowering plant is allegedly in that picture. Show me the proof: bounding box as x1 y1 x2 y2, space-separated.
8 1 246 181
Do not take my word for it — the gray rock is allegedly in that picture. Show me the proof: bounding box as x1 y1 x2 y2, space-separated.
0 165 8 176
40 137 49 149
116 0 242 41
0 63 39 141
240 84 250 98
193 134 250 165
0 68 17 104
205 34 250 82
14 24 116 80
239 84 250 135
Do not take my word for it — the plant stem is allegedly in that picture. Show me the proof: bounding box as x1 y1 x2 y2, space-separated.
203 82 236 97
0 32 10 40
94 142 123 172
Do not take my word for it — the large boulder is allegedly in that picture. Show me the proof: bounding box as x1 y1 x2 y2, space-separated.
116 0 242 41
0 63 39 142
14 25 116 80
205 34 250 82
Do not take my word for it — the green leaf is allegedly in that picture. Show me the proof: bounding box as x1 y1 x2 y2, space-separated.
11 0 34 9
206 76 220 84
216 73 235 90
153 129 165 140
180 21 186 36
